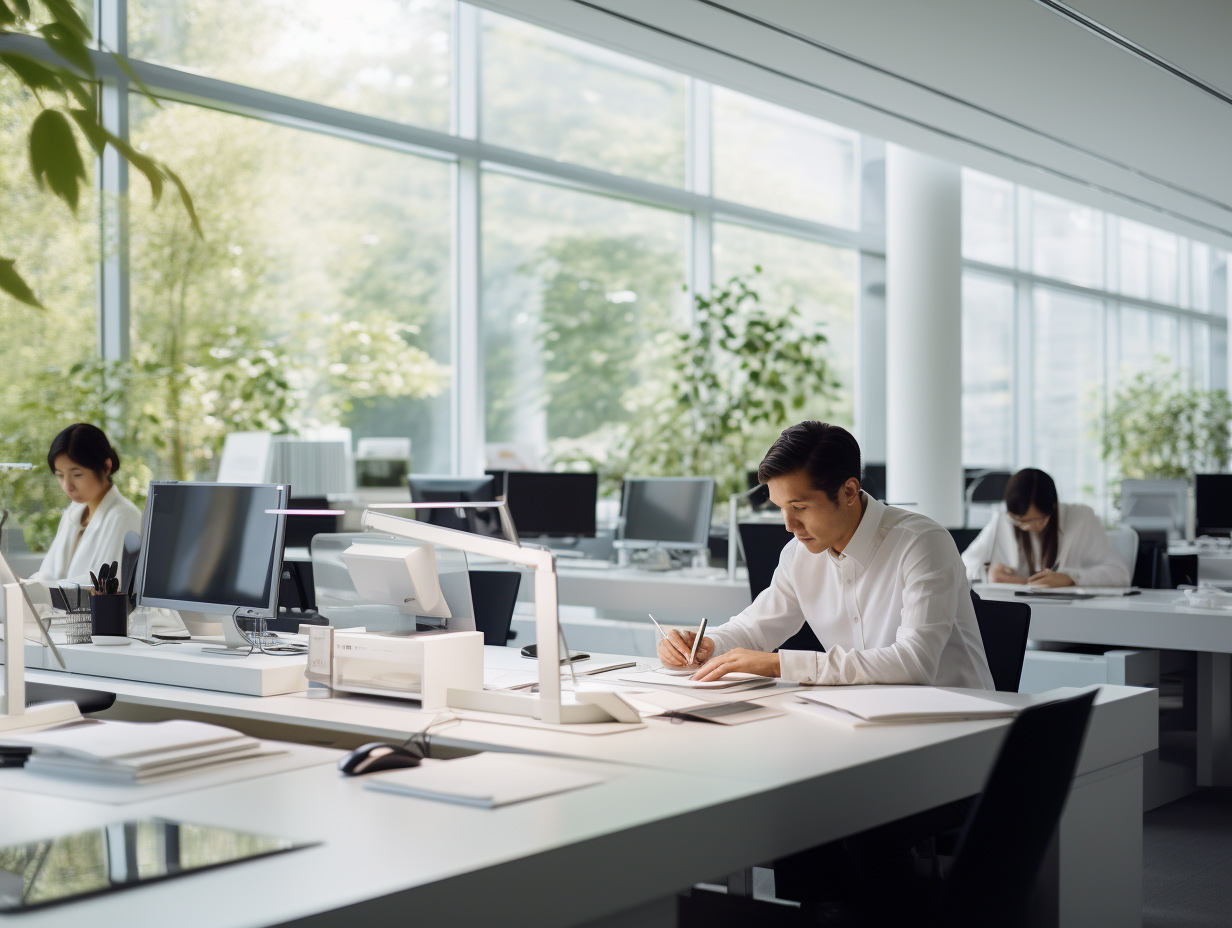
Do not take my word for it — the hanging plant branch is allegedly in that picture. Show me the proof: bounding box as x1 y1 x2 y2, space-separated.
0 0 201 309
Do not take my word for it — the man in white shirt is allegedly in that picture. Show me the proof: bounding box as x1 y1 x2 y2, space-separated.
660 420 993 690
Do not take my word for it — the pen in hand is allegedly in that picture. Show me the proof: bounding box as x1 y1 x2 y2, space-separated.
649 613 694 664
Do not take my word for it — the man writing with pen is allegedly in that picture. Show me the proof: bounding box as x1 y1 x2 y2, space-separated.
657 421 992 690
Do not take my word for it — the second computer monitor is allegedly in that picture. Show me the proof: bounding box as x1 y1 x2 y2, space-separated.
136 482 289 616
1196 474 1232 537
1120 478 1187 538
407 474 498 534
504 471 598 537
620 477 714 548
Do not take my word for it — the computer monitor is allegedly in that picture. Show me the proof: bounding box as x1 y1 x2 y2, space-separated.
407 474 498 534
135 482 289 618
504 472 598 537
1195 474 1232 537
1120 479 1187 538
619 477 714 549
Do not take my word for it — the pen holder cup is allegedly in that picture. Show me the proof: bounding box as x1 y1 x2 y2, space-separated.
90 593 128 638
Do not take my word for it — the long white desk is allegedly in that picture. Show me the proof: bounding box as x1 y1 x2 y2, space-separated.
976 586 1232 788
21 643 1157 928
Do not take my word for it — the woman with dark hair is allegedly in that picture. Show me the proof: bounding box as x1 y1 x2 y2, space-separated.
29 423 143 586
961 467 1130 588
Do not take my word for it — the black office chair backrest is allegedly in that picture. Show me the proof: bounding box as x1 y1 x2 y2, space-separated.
1132 529 1169 588
947 527 982 552
283 497 339 548
969 590 1031 693
738 521 824 653
937 689 1097 928
469 569 522 646
967 470 1012 504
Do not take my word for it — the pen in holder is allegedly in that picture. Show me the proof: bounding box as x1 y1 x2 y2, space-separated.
89 592 128 639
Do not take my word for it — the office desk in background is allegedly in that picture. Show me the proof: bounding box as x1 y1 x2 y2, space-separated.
977 585 1232 790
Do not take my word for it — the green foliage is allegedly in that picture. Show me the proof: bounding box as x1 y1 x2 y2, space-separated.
0 0 200 307
1102 366 1232 493
550 268 841 499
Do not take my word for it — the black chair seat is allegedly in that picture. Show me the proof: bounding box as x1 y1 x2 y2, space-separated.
26 681 116 715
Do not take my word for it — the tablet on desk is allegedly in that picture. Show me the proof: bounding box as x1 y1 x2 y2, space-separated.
0 818 316 912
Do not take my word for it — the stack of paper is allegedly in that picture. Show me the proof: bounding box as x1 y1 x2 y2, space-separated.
796 687 1020 727
365 753 605 807
12 720 282 784
617 668 776 691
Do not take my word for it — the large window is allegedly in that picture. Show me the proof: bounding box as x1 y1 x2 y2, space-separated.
128 100 453 478
481 173 688 456
962 169 1228 513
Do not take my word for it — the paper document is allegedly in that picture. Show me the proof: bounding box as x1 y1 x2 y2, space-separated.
364 753 605 808
796 686 1019 724
617 669 776 690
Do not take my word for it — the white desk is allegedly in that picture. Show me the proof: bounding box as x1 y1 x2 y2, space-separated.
23 645 1156 928
976 586 1232 788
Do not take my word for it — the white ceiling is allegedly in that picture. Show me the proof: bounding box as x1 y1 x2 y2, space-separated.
480 0 1232 248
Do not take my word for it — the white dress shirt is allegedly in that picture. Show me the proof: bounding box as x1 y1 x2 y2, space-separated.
29 485 143 586
960 503 1131 587
710 494 994 688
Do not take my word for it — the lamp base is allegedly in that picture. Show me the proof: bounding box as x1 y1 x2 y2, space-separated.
446 688 638 724
0 701 82 733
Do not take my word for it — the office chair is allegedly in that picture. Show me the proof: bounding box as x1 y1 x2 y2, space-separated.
1165 553 1199 588
1132 529 1169 588
270 560 328 632
26 681 116 715
964 470 1012 528
684 690 1098 928
283 497 339 549
469 569 522 646
946 527 981 553
1106 523 1139 577
738 522 824 653
968 590 1031 692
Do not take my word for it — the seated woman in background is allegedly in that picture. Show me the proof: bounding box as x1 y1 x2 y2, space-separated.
28 423 143 587
961 467 1131 588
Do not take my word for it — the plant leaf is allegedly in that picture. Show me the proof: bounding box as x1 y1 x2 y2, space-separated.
161 165 202 236
28 109 85 212
39 22 95 78
109 51 159 104
41 0 91 42
0 257 44 308
0 4 19 28
0 50 64 94
11 0 32 19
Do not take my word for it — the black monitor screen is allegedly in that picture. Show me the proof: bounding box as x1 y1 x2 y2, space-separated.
138 482 288 612
622 478 714 546
505 472 598 537
1196 474 1232 534
408 475 498 533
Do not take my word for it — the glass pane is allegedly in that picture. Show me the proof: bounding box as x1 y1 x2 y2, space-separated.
962 170 1015 267
1031 192 1102 288
1033 287 1104 508
481 13 687 186
713 86 858 227
1189 322 1210 389
962 275 1015 468
129 99 453 478
1118 218 1177 304
1119 306 1178 382
1191 241 1211 312
712 223 857 426
129 0 453 132
482 173 688 461
0 74 99 552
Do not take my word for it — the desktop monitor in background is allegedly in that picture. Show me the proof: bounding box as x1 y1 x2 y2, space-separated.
619 477 714 548
136 482 289 629
1195 474 1232 537
407 474 498 535
503 472 598 537
1121 479 1187 538
283 497 340 549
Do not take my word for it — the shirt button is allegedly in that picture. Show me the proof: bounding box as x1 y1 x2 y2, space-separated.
853 616 859 623
846 578 852 585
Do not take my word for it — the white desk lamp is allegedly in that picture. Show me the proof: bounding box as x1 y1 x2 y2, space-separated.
362 503 637 725
1 583 80 732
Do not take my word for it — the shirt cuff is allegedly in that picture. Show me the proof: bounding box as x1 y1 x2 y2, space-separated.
778 649 821 684
1065 569 1083 587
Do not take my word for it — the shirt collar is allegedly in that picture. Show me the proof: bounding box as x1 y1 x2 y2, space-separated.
829 491 884 568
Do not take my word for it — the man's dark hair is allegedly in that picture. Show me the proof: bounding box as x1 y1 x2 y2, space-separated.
757 421 862 501
47 423 121 482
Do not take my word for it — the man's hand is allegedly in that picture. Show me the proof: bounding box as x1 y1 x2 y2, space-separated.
989 563 1026 584
658 630 714 667
691 648 780 682
1028 569 1075 588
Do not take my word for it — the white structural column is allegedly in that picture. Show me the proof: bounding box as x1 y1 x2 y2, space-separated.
885 145 963 526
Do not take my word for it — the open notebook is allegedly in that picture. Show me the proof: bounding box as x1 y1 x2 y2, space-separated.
617 669 776 690
795 687 1020 727
364 753 604 808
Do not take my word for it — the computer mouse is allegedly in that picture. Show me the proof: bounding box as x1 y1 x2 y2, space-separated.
337 742 423 776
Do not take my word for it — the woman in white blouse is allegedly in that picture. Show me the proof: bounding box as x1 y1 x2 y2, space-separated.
28 423 143 587
961 468 1131 588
